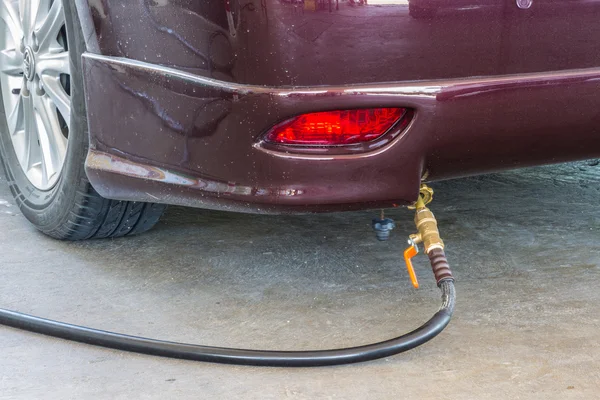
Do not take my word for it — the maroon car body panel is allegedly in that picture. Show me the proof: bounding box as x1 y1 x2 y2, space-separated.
75 0 600 212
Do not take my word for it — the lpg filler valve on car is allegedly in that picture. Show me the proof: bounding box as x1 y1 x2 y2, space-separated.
0 185 455 367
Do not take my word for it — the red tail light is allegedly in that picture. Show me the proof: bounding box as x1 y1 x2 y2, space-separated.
264 108 407 146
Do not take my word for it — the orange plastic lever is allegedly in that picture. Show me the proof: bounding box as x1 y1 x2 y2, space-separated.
403 245 420 289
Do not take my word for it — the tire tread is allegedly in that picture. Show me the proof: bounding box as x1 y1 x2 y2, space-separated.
46 176 166 240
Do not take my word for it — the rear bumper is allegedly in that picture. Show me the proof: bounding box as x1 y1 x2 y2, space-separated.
83 54 600 213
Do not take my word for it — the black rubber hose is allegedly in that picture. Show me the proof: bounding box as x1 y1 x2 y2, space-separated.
0 281 455 367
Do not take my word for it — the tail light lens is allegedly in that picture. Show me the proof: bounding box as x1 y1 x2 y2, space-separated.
264 108 407 146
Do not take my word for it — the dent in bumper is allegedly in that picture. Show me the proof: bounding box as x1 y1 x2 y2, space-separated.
82 53 600 212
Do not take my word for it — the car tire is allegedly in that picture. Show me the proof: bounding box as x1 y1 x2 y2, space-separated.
0 0 166 240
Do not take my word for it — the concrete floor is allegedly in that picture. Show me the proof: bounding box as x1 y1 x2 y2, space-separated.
1 161 599 399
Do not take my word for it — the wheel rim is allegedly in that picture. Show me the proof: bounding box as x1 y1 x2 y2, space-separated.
0 0 70 190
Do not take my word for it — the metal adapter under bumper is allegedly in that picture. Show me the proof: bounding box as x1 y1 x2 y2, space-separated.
83 54 600 213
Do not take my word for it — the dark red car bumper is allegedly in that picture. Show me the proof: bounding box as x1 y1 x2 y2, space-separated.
83 54 600 213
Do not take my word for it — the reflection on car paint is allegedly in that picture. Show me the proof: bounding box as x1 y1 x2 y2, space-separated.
87 150 305 198
80 0 600 87
78 0 600 212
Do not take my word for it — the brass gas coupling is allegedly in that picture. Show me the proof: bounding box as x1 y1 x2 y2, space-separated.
409 194 444 254
404 184 453 288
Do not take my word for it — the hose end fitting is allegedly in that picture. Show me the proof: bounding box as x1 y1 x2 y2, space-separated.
404 185 453 288
427 248 454 286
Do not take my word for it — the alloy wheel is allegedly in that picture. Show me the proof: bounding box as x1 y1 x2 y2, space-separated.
0 0 70 190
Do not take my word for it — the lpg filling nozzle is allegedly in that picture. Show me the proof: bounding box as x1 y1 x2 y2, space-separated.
0 185 455 367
